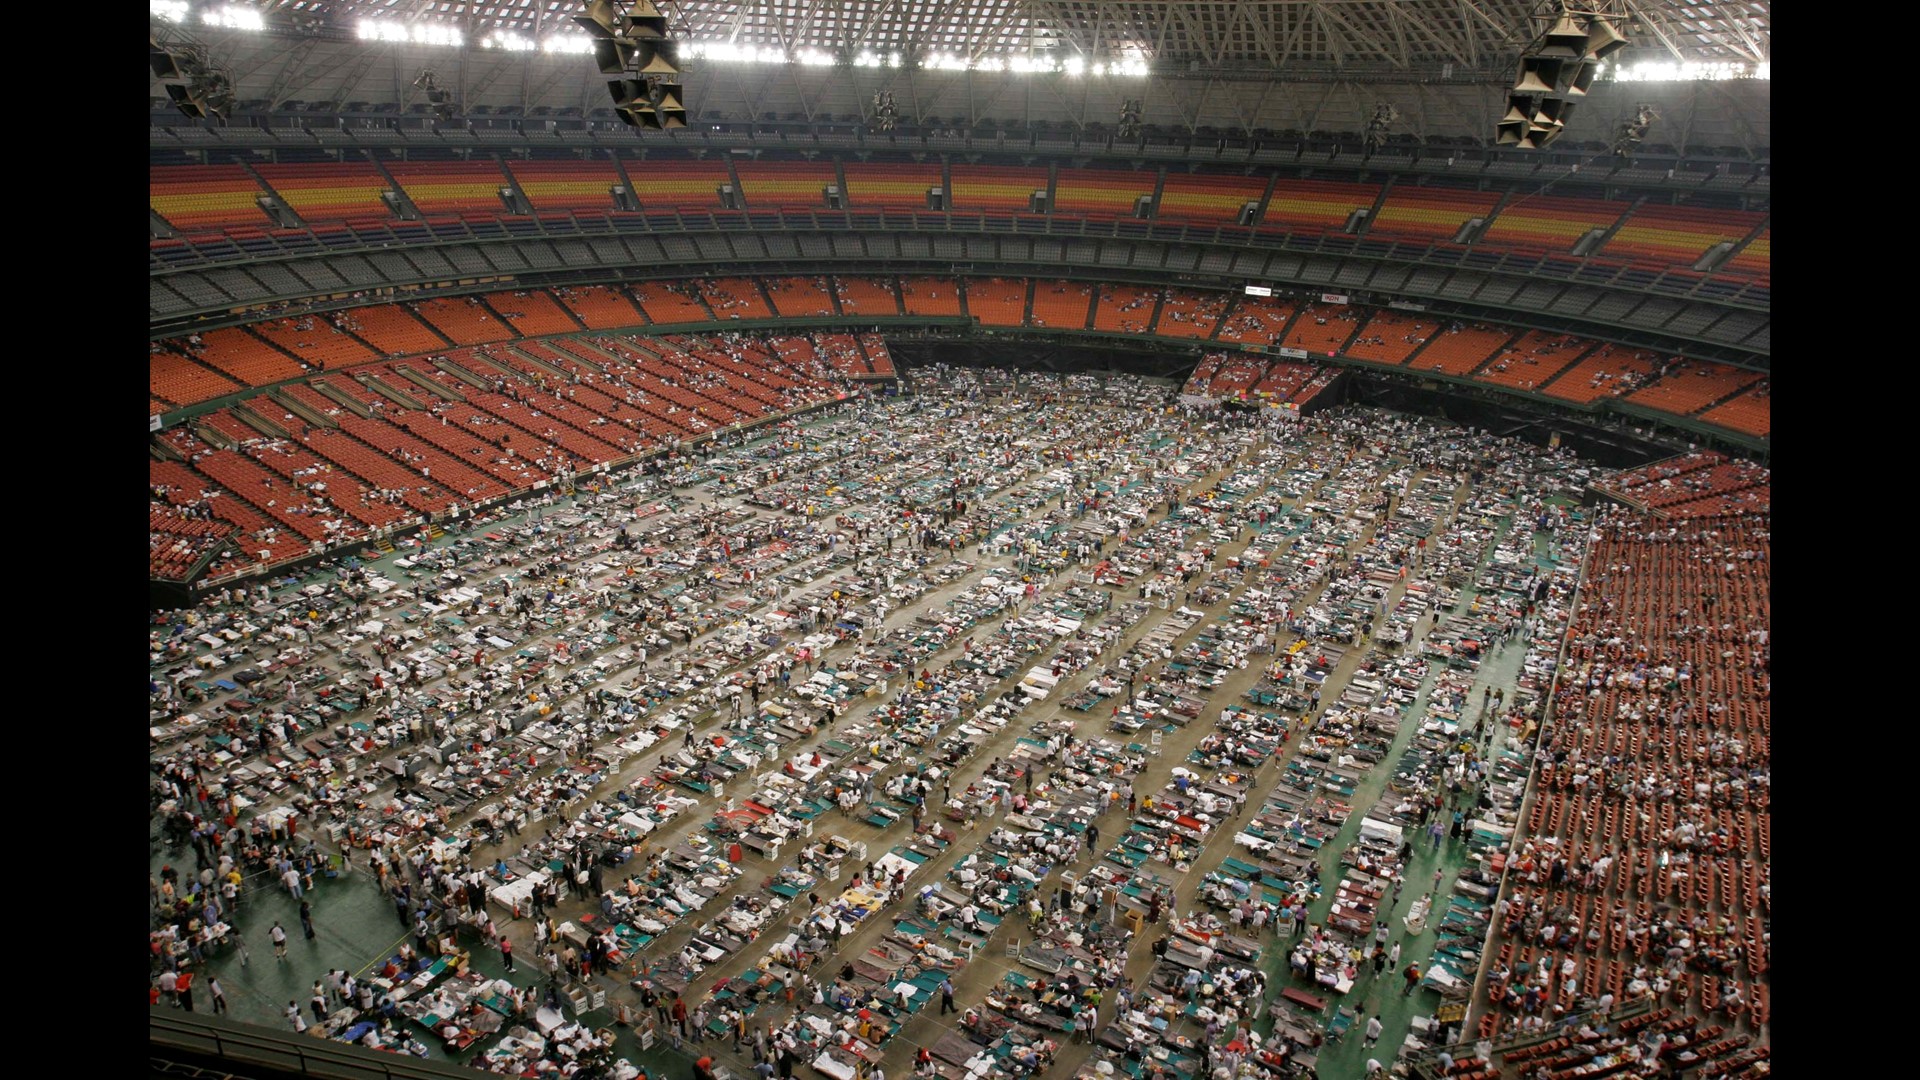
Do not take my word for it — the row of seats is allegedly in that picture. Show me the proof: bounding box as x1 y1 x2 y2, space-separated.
1597 451 1772 519
1484 514 1769 1047
1028 280 1093 329
151 160 1769 277
149 164 269 232
1696 381 1770 438
1471 330 1588 390
735 161 837 210
150 277 1768 438
1366 186 1501 243
1624 360 1763 418
484 289 582 337
1603 204 1764 268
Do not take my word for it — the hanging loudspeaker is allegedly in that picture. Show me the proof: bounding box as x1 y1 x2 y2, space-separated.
1585 18 1630 61
620 2 669 40
574 1 624 38
1539 15 1590 57
632 40 681 76
1563 61 1599 97
1513 57 1565 94
593 38 638 76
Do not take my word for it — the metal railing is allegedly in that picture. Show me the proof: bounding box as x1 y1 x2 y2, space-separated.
150 1009 479 1080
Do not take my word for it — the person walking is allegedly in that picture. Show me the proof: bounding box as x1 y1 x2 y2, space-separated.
939 978 956 1015
1402 963 1423 996
1363 1015 1383 1048
208 977 227 1016
270 921 288 960
299 898 316 940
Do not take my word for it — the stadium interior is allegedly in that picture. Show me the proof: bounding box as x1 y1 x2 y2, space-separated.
148 4 1769 1080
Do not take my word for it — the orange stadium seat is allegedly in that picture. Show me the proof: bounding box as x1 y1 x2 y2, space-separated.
350 304 448 356
411 296 514 345
1624 359 1763 419
1368 186 1500 243
255 161 394 224
149 164 271 233
834 276 902 317
620 159 731 210
1092 285 1159 334
1540 342 1664 404
1470 330 1589 390
842 162 941 209
1344 310 1436 366
900 277 962 317
736 161 836 210
763 276 837 318
1261 179 1379 232
1053 168 1152 218
484 289 582 336
1480 194 1624 253
1029 280 1092 328
386 161 513 217
950 166 1049 213
552 285 647 330
1407 321 1510 378
506 158 625 213
1157 173 1266 224
1604 204 1764 268
966 277 1029 326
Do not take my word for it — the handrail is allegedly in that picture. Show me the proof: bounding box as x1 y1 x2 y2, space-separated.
149 1009 479 1080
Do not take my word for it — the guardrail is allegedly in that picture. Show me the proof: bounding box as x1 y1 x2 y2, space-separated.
150 1009 478 1080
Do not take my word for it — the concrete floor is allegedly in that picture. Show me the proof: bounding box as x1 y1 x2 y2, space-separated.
152 381 1577 1080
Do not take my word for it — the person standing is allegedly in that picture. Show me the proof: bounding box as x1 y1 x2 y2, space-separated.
300 898 316 940
672 994 689 1040
500 935 515 972
208 977 227 1016
1403 963 1423 996
286 1001 307 1033
939 978 956 1015
270 921 288 960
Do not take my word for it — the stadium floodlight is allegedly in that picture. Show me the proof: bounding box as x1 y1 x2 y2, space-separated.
1366 103 1398 150
1612 103 1658 156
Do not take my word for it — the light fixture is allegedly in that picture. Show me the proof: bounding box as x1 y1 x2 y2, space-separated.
1612 103 1658 157
1365 103 1398 150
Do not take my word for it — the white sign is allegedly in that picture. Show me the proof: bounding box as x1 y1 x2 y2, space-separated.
150 415 164 432
1244 285 1273 297
1387 300 1426 312
1319 292 1350 305
1277 347 1309 360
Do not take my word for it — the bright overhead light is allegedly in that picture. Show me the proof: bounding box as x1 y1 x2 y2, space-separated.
357 19 463 47
201 5 263 31
542 35 594 54
486 32 537 52
1609 60 1765 82
151 0 189 22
